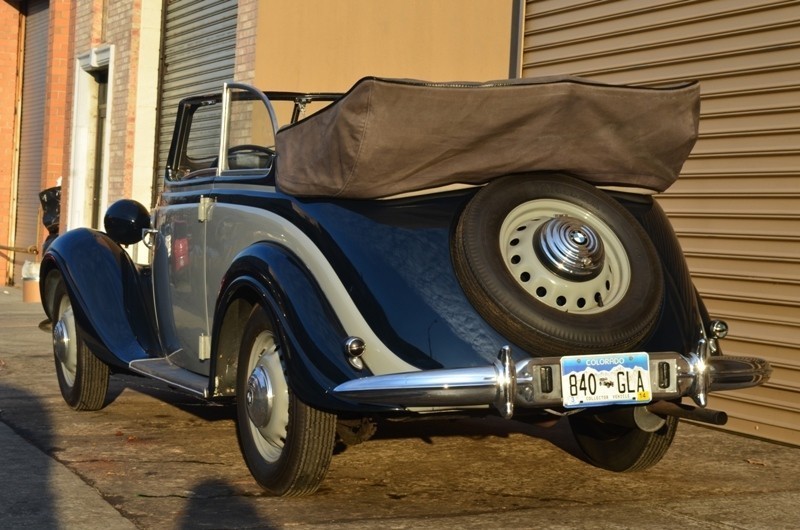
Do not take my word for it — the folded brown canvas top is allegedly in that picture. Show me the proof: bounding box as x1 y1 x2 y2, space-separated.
275 76 700 199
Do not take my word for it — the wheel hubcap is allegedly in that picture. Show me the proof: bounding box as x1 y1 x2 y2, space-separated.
534 215 605 281
499 199 631 314
53 300 78 386
53 319 71 365
245 330 289 463
246 365 274 428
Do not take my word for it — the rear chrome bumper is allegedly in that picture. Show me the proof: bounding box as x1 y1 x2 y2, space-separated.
332 341 771 420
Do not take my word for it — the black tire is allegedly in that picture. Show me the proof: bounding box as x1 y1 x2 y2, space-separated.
568 411 678 472
235 305 336 496
453 173 663 355
50 274 109 411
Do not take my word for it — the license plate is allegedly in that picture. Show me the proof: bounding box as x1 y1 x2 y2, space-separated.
561 352 652 408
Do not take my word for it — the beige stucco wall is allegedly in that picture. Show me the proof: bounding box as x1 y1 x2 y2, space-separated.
252 0 516 93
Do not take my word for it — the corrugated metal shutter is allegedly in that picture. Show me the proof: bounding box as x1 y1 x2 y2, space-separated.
522 0 800 445
155 0 237 196
14 0 49 284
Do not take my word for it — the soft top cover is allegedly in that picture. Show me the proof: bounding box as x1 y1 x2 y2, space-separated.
275 76 700 199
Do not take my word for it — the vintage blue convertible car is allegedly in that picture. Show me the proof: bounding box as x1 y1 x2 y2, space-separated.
40 76 771 496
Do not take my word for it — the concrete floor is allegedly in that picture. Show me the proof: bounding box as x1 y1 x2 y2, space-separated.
1 286 798 529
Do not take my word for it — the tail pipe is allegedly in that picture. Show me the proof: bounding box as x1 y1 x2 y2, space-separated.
647 400 728 426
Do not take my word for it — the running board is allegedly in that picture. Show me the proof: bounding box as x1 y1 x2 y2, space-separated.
128 358 210 398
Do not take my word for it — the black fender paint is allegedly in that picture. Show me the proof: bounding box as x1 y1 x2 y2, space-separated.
39 228 162 370
211 242 394 413
610 192 700 355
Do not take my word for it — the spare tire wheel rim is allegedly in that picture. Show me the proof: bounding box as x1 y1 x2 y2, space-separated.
499 198 631 314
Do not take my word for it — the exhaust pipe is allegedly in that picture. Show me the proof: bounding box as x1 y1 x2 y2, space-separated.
647 400 728 426
566 401 728 433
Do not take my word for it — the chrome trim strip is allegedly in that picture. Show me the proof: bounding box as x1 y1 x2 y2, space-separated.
333 366 503 406
334 345 517 414
708 355 772 391
496 346 516 419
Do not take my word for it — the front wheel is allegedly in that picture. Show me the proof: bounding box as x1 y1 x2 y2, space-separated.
50 273 109 411
235 304 336 496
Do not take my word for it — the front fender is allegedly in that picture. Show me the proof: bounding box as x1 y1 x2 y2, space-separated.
40 228 160 369
211 242 390 413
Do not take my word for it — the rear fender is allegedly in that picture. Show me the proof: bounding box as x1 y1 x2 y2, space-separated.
39 228 161 369
210 242 388 413
613 192 700 353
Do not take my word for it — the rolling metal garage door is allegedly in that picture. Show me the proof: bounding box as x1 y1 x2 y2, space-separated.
13 0 49 285
155 0 237 198
522 0 800 445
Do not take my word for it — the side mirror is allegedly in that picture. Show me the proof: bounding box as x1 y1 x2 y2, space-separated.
104 199 151 245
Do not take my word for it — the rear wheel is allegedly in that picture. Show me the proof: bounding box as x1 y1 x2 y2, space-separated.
50 274 109 411
235 305 336 496
568 410 678 472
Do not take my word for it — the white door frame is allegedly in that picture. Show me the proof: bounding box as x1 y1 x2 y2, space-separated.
67 45 113 231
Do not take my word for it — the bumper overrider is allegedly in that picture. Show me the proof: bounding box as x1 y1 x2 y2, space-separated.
332 336 771 425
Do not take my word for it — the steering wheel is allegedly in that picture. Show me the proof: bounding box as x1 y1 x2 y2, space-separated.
225 144 275 170
228 144 275 156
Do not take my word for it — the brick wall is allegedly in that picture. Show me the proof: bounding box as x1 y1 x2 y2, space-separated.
0 0 71 285
63 0 102 232
0 1 73 285
104 1 138 201
41 0 74 246
73 0 104 48
235 0 258 84
0 2 22 283
66 0 146 229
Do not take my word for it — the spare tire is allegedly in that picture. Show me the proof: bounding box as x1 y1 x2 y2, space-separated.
452 173 663 355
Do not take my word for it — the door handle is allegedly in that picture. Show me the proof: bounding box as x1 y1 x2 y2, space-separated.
142 228 159 249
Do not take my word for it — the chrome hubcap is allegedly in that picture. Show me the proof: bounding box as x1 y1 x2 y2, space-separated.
245 330 289 463
500 199 631 313
534 215 605 281
53 299 78 386
246 365 274 428
53 319 70 365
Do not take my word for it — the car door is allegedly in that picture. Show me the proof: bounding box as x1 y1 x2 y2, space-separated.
204 83 281 326
151 86 280 376
150 96 223 374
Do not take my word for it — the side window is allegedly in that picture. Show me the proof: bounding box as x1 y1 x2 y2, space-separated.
173 101 222 181
222 92 277 172
166 87 283 182
185 103 222 166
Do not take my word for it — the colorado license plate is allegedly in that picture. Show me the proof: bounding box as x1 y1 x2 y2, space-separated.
561 352 652 408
